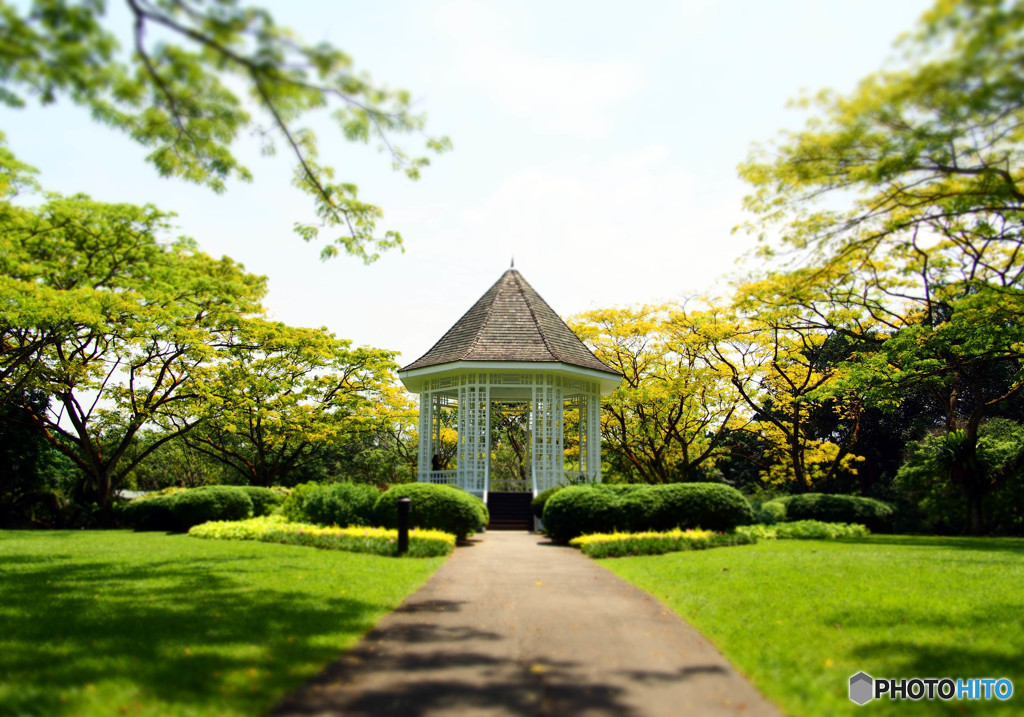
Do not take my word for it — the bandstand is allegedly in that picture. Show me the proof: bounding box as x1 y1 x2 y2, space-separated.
398 268 621 526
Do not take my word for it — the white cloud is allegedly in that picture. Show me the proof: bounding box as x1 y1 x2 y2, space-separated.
453 147 756 314
434 0 644 137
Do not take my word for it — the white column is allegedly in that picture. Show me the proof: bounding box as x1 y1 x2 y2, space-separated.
586 384 602 480
417 389 432 481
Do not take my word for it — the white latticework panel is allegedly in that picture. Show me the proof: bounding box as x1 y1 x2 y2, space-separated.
531 379 564 493
456 383 489 493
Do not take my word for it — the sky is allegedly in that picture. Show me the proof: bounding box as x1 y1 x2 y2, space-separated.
2 0 935 370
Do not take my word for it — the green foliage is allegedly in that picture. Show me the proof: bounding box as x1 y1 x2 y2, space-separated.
0 0 449 261
570 528 757 558
531 485 565 519
374 483 486 541
734 520 870 541
236 486 283 517
541 483 754 543
189 516 454 558
280 481 379 527
775 493 893 532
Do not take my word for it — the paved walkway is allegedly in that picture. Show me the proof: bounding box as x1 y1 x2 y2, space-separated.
269 531 783 717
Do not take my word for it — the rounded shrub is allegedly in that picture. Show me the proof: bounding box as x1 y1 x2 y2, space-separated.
374 483 485 540
237 486 284 517
777 493 894 532
169 486 253 531
652 483 754 532
542 486 620 543
281 481 379 527
531 485 565 519
754 500 787 525
542 483 754 543
119 494 178 531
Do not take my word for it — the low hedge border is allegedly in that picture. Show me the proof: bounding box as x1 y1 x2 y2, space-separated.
735 520 870 541
188 515 455 557
569 528 756 558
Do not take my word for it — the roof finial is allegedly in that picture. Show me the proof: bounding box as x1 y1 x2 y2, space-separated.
510 256 515 269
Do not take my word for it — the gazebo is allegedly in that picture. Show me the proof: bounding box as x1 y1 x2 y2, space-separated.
399 268 621 525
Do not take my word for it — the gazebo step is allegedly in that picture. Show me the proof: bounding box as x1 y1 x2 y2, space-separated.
486 492 534 531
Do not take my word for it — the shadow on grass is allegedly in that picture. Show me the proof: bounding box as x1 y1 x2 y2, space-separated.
0 542 408 717
826 600 1024 684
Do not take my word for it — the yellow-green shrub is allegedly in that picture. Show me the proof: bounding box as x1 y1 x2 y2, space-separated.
569 527 756 558
734 520 870 541
188 515 455 557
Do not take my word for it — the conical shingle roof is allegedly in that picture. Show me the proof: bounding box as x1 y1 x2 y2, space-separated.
401 269 618 376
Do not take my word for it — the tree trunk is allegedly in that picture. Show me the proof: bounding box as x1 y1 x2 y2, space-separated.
966 490 984 536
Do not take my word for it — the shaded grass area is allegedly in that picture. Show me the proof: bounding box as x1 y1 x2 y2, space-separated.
601 535 1024 716
0 530 445 717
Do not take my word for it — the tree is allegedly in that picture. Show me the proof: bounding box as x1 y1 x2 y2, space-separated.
738 0 1024 530
0 0 449 261
570 305 746 483
181 318 398 486
0 186 265 505
695 295 864 492
896 418 1024 535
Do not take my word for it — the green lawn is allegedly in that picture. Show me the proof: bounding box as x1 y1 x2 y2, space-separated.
0 530 445 717
601 535 1024 717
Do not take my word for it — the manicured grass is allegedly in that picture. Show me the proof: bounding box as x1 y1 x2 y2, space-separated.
0 530 445 717
601 535 1024 716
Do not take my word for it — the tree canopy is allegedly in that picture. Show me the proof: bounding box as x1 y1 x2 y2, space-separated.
0 0 450 261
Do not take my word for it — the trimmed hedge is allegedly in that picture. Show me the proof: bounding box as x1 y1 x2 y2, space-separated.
542 483 754 543
531 485 565 519
169 486 253 530
281 481 379 527
237 486 284 517
754 501 787 525
118 494 178 531
120 486 253 532
374 483 487 540
775 494 894 532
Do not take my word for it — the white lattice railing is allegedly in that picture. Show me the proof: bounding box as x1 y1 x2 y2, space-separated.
426 470 457 485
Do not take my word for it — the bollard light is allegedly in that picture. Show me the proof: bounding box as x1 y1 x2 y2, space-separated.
396 497 411 555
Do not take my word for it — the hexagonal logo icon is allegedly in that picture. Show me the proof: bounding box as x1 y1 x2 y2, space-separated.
849 672 874 705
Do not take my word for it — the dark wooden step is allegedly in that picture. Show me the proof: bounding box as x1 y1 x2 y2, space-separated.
486 492 534 531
